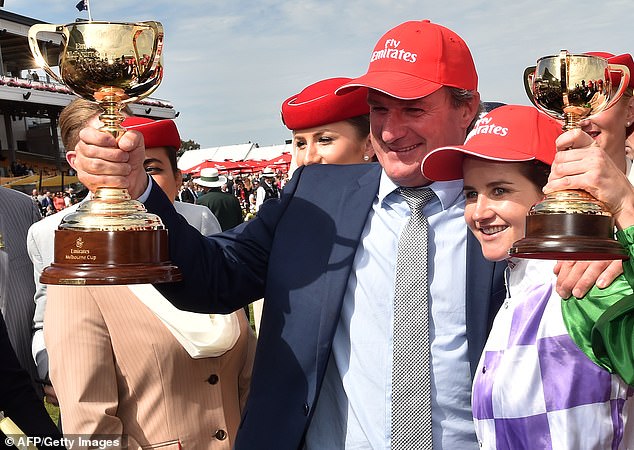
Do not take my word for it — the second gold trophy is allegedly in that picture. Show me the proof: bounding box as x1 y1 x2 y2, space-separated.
510 50 630 260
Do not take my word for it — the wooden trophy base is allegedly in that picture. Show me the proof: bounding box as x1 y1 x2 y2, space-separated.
40 229 183 285
509 213 628 260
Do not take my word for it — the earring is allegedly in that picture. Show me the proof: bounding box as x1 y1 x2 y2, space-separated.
363 155 370 161
628 121 632 127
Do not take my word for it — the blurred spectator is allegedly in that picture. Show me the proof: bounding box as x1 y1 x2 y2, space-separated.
194 168 243 231
52 192 65 212
38 191 54 216
255 167 279 212
178 180 197 203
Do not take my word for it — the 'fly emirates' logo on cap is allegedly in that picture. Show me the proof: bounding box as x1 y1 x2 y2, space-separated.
370 38 418 63
466 116 509 142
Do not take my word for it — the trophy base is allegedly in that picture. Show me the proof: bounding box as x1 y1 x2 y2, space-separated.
41 229 183 285
509 213 628 260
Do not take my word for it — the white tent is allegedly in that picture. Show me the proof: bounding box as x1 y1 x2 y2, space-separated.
212 143 256 162
177 147 218 171
178 142 292 172
245 143 293 162
178 143 254 171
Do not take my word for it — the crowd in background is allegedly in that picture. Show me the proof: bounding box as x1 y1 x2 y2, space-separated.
178 170 289 220
6 160 74 179
29 188 79 217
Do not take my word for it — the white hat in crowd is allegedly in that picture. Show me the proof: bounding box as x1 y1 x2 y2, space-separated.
261 167 276 178
194 168 227 188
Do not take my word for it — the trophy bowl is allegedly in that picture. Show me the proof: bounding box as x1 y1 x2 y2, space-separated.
28 21 181 285
510 50 630 260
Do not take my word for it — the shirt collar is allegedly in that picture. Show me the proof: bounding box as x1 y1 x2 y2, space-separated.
377 168 464 211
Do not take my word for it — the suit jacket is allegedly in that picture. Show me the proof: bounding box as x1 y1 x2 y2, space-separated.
45 285 256 449
0 187 41 395
149 163 506 449
0 312 63 448
196 189 243 231
28 200 222 382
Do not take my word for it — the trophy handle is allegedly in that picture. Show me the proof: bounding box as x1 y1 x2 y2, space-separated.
523 66 538 108
27 24 66 85
132 21 164 100
604 63 631 110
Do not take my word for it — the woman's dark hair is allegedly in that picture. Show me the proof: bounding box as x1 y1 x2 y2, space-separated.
344 114 370 140
517 159 551 192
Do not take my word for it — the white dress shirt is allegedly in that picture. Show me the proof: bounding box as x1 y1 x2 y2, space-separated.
305 170 475 449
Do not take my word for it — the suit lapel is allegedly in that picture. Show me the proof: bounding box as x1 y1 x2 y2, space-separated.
314 165 382 383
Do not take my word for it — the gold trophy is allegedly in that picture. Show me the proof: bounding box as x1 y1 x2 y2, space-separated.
28 21 182 284
510 50 630 260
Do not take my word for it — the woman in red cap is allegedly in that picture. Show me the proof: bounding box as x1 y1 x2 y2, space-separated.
33 100 256 449
281 77 375 174
250 77 377 333
422 104 634 449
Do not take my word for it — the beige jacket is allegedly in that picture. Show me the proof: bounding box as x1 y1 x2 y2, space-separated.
45 284 256 449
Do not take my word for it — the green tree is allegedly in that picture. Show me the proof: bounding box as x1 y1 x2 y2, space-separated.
178 139 200 157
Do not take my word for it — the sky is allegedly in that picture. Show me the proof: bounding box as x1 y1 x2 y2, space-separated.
6 0 634 148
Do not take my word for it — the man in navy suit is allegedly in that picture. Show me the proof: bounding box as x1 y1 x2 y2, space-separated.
72 20 502 449
69 19 614 450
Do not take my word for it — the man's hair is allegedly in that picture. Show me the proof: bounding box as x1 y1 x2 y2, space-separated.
59 98 102 151
59 98 135 152
447 87 483 134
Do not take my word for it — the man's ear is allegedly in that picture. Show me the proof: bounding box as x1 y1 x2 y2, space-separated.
65 151 77 169
460 92 481 131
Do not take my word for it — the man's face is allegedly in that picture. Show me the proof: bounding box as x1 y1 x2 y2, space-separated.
368 87 478 187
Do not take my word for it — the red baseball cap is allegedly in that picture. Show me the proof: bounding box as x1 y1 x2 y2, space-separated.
281 77 369 130
337 20 477 100
422 105 562 181
122 117 181 150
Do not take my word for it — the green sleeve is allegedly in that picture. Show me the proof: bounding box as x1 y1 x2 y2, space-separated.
561 226 634 385
590 293 634 385
618 226 634 282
